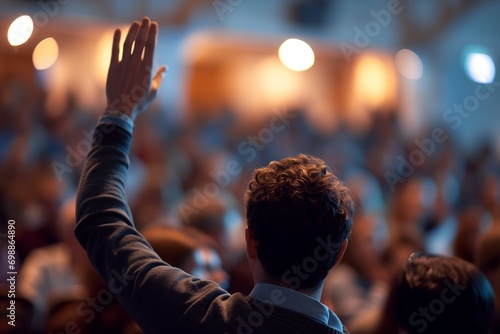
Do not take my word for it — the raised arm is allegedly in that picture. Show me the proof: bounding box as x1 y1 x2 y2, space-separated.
75 18 231 334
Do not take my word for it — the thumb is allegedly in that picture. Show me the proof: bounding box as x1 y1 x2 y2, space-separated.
135 65 167 117
150 65 167 97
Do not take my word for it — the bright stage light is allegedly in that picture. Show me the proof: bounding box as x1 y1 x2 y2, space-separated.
465 52 495 84
278 38 315 72
8 15 34 46
395 49 423 80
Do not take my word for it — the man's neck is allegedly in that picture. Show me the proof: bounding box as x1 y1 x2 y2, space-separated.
248 258 324 301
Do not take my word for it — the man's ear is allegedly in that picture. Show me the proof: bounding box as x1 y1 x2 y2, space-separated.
334 239 348 266
245 227 257 259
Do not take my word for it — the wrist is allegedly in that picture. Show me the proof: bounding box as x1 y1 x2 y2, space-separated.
100 109 135 133
103 108 135 122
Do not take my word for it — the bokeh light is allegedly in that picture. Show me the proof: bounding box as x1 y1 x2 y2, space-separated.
278 38 315 72
7 15 34 46
395 49 423 80
465 52 496 84
353 53 393 108
33 37 59 70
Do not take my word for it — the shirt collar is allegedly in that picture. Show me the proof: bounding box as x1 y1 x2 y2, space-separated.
249 282 343 331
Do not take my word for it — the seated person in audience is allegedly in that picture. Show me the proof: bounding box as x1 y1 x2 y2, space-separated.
18 196 88 331
476 225 500 333
377 253 494 334
182 195 245 271
75 17 354 334
322 215 389 334
45 256 137 334
180 196 253 294
142 225 229 290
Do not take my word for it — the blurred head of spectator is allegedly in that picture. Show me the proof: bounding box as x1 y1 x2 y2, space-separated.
387 178 426 251
142 225 229 289
180 193 245 269
130 178 166 232
342 214 389 282
476 225 500 332
453 205 484 262
386 253 494 334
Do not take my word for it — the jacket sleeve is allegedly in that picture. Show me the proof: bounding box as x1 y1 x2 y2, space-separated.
74 120 231 334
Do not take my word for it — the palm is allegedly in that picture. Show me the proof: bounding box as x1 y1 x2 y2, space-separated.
106 17 166 120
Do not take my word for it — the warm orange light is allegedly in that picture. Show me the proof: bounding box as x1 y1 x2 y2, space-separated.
353 54 391 108
347 52 397 131
95 31 115 86
33 37 59 70
256 57 301 104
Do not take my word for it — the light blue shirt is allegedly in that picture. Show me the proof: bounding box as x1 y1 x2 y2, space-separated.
99 113 134 133
250 282 343 331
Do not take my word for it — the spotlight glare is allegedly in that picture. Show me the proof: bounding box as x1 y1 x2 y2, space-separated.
7 15 34 46
395 49 423 80
465 52 495 84
278 38 315 72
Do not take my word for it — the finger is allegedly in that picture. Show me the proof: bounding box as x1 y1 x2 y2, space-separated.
122 21 140 62
151 65 167 92
143 21 158 68
109 29 121 66
132 17 150 60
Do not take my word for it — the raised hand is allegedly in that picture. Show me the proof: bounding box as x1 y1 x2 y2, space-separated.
105 17 167 120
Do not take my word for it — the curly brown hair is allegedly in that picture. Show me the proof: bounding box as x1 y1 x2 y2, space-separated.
389 254 495 334
245 154 354 290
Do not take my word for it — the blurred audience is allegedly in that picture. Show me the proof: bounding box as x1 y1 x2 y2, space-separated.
1 78 499 332
17 196 88 331
44 251 138 334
